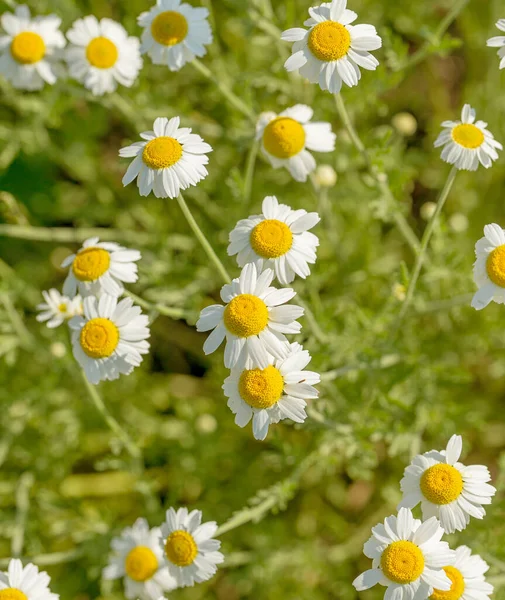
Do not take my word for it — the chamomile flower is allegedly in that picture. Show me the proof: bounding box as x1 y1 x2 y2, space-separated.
255 105 336 182
0 5 65 91
69 294 150 385
487 20 505 70
120 116 212 199
281 0 381 94
138 0 212 71
36 289 82 328
103 518 177 600
471 223 505 310
353 507 455 600
224 342 320 441
160 507 224 587
61 237 141 298
430 546 493 600
0 558 58 600
398 435 496 534
434 104 502 171
196 263 304 369
65 16 142 96
227 195 320 285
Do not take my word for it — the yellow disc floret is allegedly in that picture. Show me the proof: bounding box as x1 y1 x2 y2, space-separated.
250 219 293 259
420 464 464 505
0 590 28 600
308 21 351 62
381 541 425 584
124 546 158 582
431 566 465 600
165 530 198 567
486 244 505 288
80 318 119 359
223 294 269 337
58 303 67 313
142 137 183 169
151 11 188 46
451 124 484 149
239 366 284 409
72 247 111 282
263 117 306 159
86 37 119 69
10 31 46 64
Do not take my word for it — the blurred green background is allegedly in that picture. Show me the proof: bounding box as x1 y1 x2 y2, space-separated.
1 0 505 598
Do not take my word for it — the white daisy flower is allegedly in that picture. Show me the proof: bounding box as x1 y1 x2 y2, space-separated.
159 507 224 588
120 116 212 199
36 289 83 328
0 558 58 600
255 105 336 182
196 262 304 370
227 195 320 285
103 518 178 600
487 20 505 70
65 16 142 96
0 5 65 91
434 104 502 171
138 0 212 71
430 545 493 600
353 507 455 600
61 237 141 298
223 342 320 441
281 0 381 94
398 434 496 534
69 294 150 385
471 223 505 310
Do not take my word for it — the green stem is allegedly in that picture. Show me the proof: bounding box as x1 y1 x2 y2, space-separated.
399 167 458 320
0 224 152 245
11 472 34 557
0 549 83 569
124 291 197 321
176 193 231 284
243 139 259 205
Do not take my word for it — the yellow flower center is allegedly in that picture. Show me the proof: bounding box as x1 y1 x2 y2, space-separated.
431 566 466 600
151 11 188 46
58 303 67 313
164 530 198 567
10 31 46 64
420 464 463 505
86 36 119 69
486 244 505 287
223 294 269 337
124 546 158 582
451 124 484 149
0 590 28 600
72 247 111 282
308 21 351 62
381 541 425 584
142 137 183 169
263 117 306 159
80 318 119 359
250 219 293 259
239 366 284 409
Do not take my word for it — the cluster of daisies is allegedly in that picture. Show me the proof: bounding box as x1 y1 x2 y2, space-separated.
354 434 496 600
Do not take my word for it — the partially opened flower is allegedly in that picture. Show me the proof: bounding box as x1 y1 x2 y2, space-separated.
487 20 505 70
120 116 212 199
103 518 177 600
255 105 336 182
472 223 505 310
353 508 455 600
196 263 304 369
228 195 320 285
224 342 320 441
65 16 142 96
36 289 82 328
398 434 496 534
160 507 224 587
434 104 502 171
138 0 212 71
0 4 65 90
281 0 381 94
0 558 59 600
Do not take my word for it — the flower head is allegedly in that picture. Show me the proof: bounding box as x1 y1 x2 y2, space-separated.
281 0 381 94
36 289 82 328
0 5 65 90
398 434 496 534
487 19 505 70
471 223 505 310
65 16 142 96
434 104 502 171
0 558 59 600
